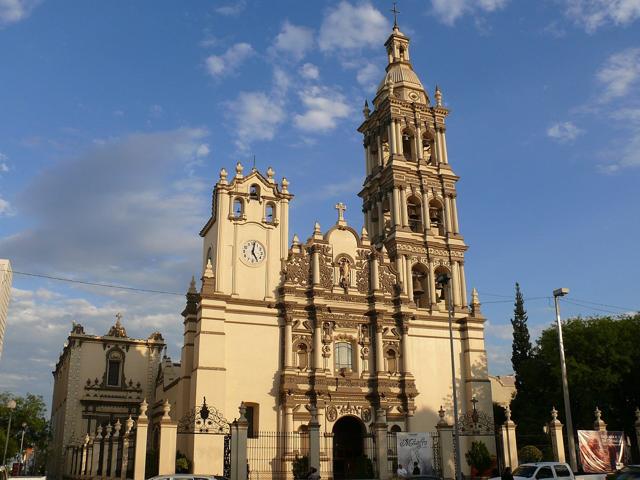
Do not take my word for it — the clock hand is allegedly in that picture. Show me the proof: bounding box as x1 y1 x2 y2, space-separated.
251 242 258 260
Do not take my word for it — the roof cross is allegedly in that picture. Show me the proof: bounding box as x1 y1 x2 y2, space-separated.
115 312 123 324
335 202 347 225
391 2 400 27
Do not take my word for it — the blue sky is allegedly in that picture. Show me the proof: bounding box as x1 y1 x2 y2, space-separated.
1 0 639 407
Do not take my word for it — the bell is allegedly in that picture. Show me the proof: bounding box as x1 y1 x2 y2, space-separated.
413 285 425 298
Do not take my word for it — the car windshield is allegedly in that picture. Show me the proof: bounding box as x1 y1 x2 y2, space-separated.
513 466 539 478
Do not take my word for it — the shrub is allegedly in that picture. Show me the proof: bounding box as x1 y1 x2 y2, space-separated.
519 445 543 463
465 441 492 473
176 450 191 473
292 455 309 479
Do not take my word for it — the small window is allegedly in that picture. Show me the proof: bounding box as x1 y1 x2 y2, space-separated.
536 467 554 480
245 403 258 439
249 184 260 200
107 359 121 386
265 203 275 223
554 466 571 478
390 424 402 433
386 349 398 373
233 198 244 218
335 342 353 371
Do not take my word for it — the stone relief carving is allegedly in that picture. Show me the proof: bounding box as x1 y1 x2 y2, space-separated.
284 253 310 286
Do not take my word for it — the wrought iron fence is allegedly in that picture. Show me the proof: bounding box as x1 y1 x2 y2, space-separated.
247 431 305 480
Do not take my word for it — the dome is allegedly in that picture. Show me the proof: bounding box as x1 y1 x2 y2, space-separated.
376 62 425 94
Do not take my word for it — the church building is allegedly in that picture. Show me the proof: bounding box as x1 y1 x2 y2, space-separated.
153 22 494 477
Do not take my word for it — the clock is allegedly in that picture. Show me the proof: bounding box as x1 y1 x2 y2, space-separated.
241 240 266 265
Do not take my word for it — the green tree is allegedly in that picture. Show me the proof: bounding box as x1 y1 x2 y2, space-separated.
510 282 532 390
0 392 49 473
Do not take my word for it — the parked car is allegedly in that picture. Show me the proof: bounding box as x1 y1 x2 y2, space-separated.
149 475 226 480
489 462 576 480
606 465 640 480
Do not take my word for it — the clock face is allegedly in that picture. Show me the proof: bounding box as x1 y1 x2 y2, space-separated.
241 240 266 265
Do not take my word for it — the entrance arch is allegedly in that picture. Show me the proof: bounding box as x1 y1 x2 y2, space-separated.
332 415 370 479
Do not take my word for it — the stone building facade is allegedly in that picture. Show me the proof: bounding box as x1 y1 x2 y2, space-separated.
153 23 495 476
49 316 165 479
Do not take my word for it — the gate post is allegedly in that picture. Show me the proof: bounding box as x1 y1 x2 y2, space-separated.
634 408 640 460
231 403 249 480
308 406 321 472
374 408 389 480
92 427 103 478
158 400 178 476
548 407 565 463
111 421 122 479
436 407 455 480
120 416 134 480
134 400 149 480
501 407 518 470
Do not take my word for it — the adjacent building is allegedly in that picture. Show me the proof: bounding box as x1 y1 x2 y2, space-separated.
0 259 12 360
48 316 165 479
490 374 516 407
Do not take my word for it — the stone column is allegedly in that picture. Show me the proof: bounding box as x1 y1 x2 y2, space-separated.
81 435 90 477
406 256 414 303
284 317 293 369
308 406 321 471
377 135 383 166
158 401 178 475
134 401 149 480
120 416 134 480
501 407 518 470
377 197 385 237
375 409 389 480
231 403 249 480
313 315 323 372
375 322 384 374
441 130 449 164
396 256 406 295
92 428 103 478
428 262 437 307
389 122 396 156
435 130 444 165
401 323 411 373
370 252 380 292
312 247 320 286
451 196 460 234
364 145 371 175
459 263 468 307
396 121 403 155
110 422 121 478
416 126 423 161
548 407 566 463
422 192 430 234
451 262 461 307
444 197 453 234
436 408 455 480
102 424 112 479
400 188 409 228
392 188 401 228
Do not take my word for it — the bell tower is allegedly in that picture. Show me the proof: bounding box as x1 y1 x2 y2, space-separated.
358 23 468 314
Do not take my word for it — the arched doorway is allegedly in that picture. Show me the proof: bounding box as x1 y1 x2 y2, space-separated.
332 416 371 479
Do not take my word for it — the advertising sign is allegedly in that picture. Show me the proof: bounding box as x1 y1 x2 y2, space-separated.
397 432 434 476
578 430 625 473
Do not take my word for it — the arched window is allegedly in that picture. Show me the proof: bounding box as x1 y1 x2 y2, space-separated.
402 130 415 162
434 267 451 308
407 195 422 233
265 202 276 223
106 350 123 387
233 198 244 218
249 184 260 200
422 135 434 164
296 342 309 370
429 200 445 236
390 424 402 433
399 46 406 61
382 196 391 233
334 342 353 371
386 348 398 373
412 263 430 309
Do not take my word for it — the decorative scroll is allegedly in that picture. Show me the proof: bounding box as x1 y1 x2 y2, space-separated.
177 397 230 434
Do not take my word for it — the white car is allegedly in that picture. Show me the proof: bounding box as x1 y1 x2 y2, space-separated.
490 463 576 480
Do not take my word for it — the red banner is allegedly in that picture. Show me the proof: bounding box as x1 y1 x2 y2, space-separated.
578 430 625 473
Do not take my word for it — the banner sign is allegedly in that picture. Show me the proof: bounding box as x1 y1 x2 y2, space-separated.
578 430 625 473
397 432 434 476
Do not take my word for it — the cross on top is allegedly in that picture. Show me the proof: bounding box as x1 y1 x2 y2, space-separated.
115 312 123 324
335 202 346 223
391 2 400 27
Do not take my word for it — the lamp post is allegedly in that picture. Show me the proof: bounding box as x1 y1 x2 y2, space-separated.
19 422 27 475
2 399 17 468
438 273 462 480
553 287 577 472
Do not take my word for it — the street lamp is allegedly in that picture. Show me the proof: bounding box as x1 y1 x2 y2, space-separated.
553 287 577 472
19 422 27 475
437 273 462 480
2 399 17 468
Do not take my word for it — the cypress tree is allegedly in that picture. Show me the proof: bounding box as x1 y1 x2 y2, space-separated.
510 282 532 390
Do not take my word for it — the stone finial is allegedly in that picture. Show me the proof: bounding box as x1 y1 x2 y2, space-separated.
363 100 370 119
235 162 244 178
385 75 394 97
96 425 103 440
292 234 300 247
551 406 558 421
162 399 171 420
313 221 322 236
84 433 90 445
281 177 289 193
204 259 214 279
470 287 482 316
266 166 275 183
125 415 134 434
139 399 148 419
335 202 347 226
361 226 369 242
239 402 247 422
505 405 512 422
105 423 112 439
113 419 121 438
219 168 228 185
107 313 128 338
594 406 607 430
435 85 443 107
188 275 197 294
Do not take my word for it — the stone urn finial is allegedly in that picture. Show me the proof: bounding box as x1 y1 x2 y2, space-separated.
505 405 512 422
162 399 171 420
235 162 244 178
551 406 558 421
266 166 275 183
219 168 228 185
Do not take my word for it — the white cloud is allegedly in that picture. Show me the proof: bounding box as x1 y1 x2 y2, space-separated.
272 67 291 96
0 197 11 216
0 0 40 27
215 1 246 16
300 63 320 80
273 21 314 60
0 152 9 174
356 63 380 92
149 104 164 118
196 143 210 158
564 0 640 32
205 42 254 78
293 86 352 132
318 2 388 52
430 0 508 26
599 128 640 172
226 92 285 150
546 121 584 142
596 48 640 102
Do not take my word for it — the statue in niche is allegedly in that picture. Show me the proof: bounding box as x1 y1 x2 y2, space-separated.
338 258 351 290
382 141 390 165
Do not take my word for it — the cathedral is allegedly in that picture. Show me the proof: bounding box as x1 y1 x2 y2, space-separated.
154 22 494 476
